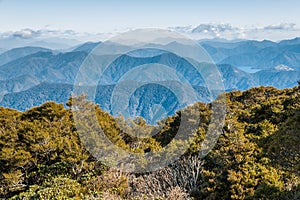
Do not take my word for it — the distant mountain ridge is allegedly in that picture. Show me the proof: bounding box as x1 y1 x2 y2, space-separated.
0 46 52 66
1 38 300 122
72 41 102 53
0 51 87 82
200 38 300 70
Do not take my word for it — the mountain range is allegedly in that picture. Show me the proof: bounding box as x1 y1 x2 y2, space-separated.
200 38 300 70
0 38 300 123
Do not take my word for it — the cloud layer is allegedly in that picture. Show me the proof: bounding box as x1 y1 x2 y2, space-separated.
263 23 296 31
169 22 299 40
0 22 299 49
3 28 85 40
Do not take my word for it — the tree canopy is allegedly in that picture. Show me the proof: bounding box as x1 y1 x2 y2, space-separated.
0 86 299 199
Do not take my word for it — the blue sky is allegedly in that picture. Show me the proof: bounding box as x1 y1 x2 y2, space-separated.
0 0 300 41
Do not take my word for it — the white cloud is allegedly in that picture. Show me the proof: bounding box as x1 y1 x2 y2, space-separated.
263 23 296 31
191 23 237 34
0 28 122 43
12 29 41 39
0 28 79 40
0 22 299 46
168 23 299 41
169 25 193 33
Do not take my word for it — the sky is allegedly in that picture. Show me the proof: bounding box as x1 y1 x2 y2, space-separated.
0 0 300 42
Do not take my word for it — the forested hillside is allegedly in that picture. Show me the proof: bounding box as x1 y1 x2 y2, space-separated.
0 86 299 199
2 39 300 115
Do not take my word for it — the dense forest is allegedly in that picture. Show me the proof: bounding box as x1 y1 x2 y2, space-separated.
0 86 300 199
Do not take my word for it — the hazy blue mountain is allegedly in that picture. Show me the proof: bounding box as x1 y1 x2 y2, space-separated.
200 38 300 71
201 40 276 63
0 75 40 101
0 48 6 54
0 36 81 50
0 82 209 124
278 37 300 46
254 67 300 89
0 51 87 83
199 39 247 48
218 43 300 70
0 49 214 122
2 63 298 123
98 52 206 86
1 59 299 118
0 82 73 111
0 46 52 66
257 49 300 70
72 42 102 53
217 64 257 90
126 48 167 57
1 38 300 122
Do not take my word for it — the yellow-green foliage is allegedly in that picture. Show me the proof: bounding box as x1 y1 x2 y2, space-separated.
0 86 299 199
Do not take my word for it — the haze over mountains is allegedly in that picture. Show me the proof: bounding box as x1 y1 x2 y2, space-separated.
0 37 300 123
